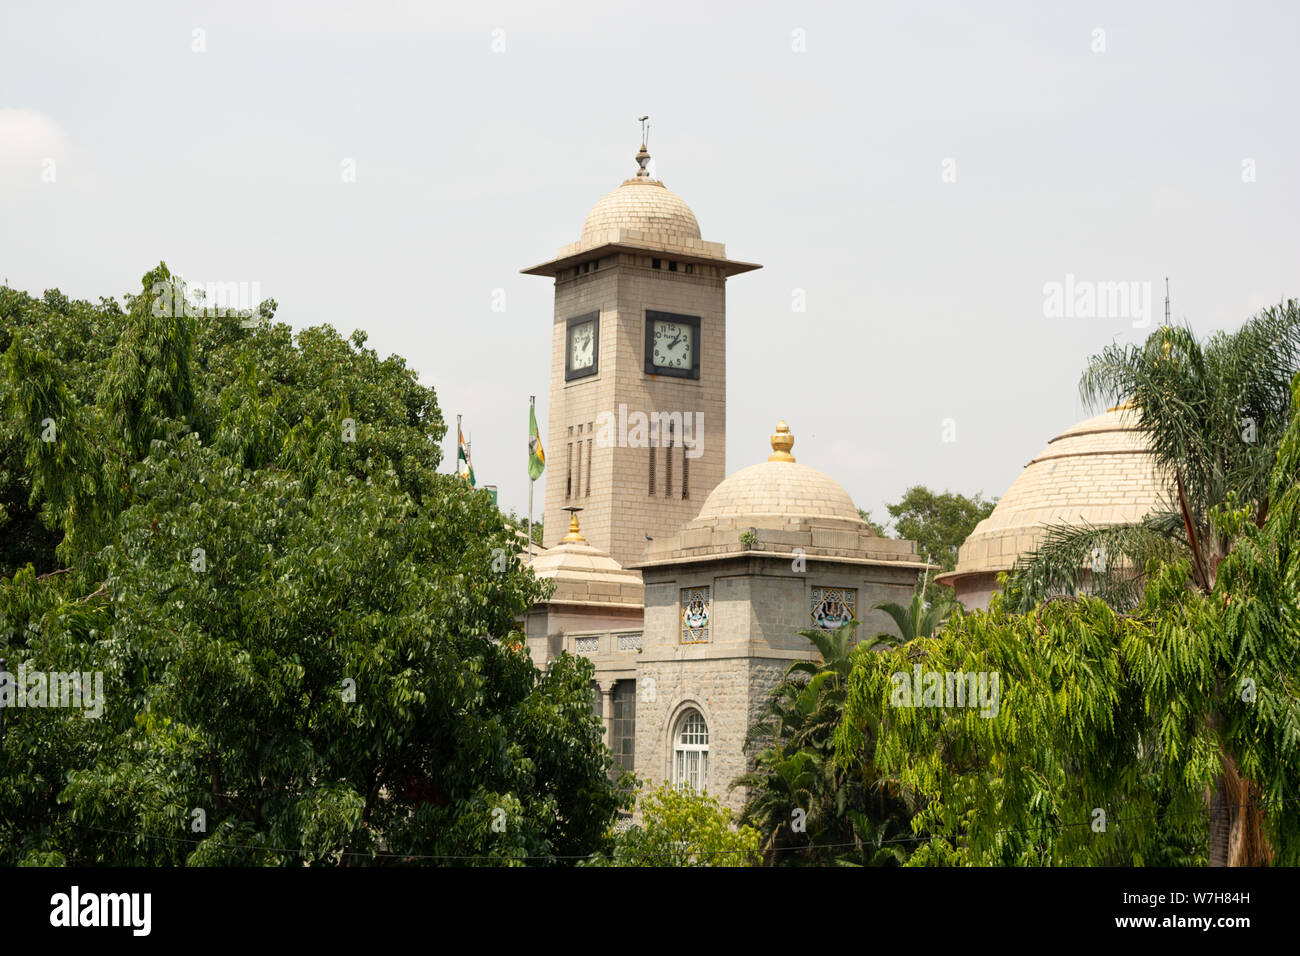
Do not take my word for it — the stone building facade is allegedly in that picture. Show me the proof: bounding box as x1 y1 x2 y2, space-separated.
521 139 930 813
523 139 759 570
630 423 929 810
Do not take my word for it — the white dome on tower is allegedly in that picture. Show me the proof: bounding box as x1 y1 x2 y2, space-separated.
521 134 760 279
580 178 702 248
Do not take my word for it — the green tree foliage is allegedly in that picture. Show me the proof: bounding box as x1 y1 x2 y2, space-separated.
506 511 544 548
862 488 994 603
585 782 761 866
856 508 888 538
0 284 127 575
883 486 996 572
1207 371 1300 865
836 377 1300 865
1006 306 1300 864
0 265 622 865
838 589 1204 865
735 623 915 866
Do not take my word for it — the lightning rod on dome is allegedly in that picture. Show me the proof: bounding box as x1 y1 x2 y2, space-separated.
635 115 652 179
561 505 586 543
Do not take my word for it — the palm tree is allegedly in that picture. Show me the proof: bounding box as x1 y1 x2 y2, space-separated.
1011 303 1300 609
733 621 915 865
1010 300 1300 867
873 590 957 643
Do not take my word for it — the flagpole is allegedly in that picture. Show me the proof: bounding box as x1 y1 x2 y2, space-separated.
456 414 461 475
527 395 535 564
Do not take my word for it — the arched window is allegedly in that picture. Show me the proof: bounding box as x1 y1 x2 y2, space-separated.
673 709 709 792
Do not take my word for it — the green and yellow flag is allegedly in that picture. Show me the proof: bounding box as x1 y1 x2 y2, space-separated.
528 404 546 481
458 424 475 486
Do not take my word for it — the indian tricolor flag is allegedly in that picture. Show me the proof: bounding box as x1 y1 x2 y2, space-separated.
528 404 546 481
457 424 475 486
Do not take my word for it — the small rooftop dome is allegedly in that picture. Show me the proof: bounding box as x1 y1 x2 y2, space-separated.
528 510 644 609
635 422 930 570
695 421 861 524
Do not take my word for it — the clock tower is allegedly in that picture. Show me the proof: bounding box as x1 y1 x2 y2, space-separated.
523 136 760 569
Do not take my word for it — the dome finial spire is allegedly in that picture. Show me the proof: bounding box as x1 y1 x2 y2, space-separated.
769 421 796 463
561 506 587 543
635 115 651 178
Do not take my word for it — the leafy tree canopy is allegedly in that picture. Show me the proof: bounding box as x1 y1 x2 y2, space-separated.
882 486 996 572
856 509 888 538
584 783 761 867
835 375 1300 865
0 266 621 865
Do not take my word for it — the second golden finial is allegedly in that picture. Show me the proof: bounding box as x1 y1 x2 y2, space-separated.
769 421 795 463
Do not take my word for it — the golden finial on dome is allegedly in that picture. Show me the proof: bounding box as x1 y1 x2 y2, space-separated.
561 506 587 543
1108 397 1139 412
769 421 796 463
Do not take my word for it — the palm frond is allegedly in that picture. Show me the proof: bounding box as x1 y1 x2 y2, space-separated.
1005 517 1183 612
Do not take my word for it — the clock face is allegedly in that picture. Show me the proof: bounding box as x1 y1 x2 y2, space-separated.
644 311 700 379
651 319 693 370
565 313 599 380
569 320 595 370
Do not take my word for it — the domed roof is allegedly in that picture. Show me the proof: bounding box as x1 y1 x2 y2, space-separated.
519 135 762 279
529 512 644 608
635 422 930 570
940 405 1168 583
580 178 702 247
696 450 861 525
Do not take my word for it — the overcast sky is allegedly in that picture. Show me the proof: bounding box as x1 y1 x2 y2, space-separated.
3 1 1297 528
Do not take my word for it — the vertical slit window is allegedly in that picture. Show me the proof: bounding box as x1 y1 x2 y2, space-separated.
682 443 689 500
649 435 656 496
664 422 673 497
574 424 582 498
